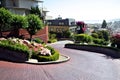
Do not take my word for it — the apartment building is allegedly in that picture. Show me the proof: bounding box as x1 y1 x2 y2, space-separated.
47 17 76 33
0 0 48 17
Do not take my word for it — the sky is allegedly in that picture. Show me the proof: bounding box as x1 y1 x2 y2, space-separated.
43 0 120 23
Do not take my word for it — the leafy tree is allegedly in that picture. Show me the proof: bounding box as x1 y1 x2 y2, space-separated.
97 30 110 41
26 14 44 40
0 8 12 37
11 15 28 37
76 21 86 34
101 20 107 28
30 6 43 20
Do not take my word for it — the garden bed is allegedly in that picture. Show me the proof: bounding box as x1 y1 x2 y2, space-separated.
0 38 60 62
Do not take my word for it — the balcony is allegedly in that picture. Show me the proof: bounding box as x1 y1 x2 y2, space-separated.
5 0 19 8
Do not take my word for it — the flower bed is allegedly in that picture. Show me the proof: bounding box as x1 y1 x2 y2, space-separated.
0 38 59 62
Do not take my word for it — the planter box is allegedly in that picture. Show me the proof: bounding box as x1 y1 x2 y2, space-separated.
0 48 28 62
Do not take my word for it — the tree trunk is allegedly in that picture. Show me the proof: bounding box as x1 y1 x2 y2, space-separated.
30 35 32 41
0 25 3 37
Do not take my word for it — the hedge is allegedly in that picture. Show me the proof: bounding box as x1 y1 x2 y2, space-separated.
65 43 120 58
31 46 60 62
0 40 31 59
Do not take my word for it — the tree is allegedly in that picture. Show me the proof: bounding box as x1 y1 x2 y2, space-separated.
76 21 86 34
11 15 28 37
26 14 44 40
97 30 110 41
0 8 12 37
101 20 107 28
30 6 43 20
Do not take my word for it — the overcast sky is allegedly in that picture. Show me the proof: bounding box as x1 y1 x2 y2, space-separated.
43 0 120 23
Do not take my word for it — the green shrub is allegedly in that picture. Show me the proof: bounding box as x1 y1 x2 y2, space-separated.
0 40 31 58
48 39 57 43
37 50 59 62
32 38 44 44
74 34 92 43
91 33 98 38
93 38 109 45
31 46 59 62
97 30 110 41
93 38 103 45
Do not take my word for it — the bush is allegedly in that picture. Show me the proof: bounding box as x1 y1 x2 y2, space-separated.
74 34 92 43
37 50 59 62
32 46 59 62
91 33 98 38
111 33 120 48
0 39 31 58
32 38 44 44
93 38 109 45
93 38 103 45
48 39 57 43
97 30 110 41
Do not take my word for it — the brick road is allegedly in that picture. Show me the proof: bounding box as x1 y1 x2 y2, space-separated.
0 41 120 80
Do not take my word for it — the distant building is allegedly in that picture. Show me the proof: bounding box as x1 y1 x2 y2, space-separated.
0 0 48 19
47 17 76 33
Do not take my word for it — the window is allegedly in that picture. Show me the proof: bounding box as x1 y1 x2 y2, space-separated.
50 28 53 31
59 22 64 26
48 22 52 25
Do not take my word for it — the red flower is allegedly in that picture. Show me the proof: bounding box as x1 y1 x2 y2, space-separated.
76 21 85 26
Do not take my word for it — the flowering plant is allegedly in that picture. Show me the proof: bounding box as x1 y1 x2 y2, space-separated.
76 21 87 33
111 33 120 48
111 33 120 43
0 38 52 56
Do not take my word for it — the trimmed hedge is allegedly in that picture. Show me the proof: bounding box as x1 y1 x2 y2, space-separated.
0 39 60 62
0 40 31 59
32 38 44 44
48 39 57 43
32 46 60 62
74 34 92 43
37 50 59 62
65 43 120 58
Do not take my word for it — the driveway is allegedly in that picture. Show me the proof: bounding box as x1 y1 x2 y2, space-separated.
0 40 120 80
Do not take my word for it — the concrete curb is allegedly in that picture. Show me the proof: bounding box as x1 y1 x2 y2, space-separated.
25 55 70 65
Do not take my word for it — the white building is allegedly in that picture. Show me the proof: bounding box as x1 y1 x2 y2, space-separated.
0 0 48 18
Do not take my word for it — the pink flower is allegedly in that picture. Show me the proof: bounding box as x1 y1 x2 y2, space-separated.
40 48 51 56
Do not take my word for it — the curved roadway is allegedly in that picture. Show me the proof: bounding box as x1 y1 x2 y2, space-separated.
0 40 120 80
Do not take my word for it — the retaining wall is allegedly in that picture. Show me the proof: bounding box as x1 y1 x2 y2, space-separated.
65 44 120 58
0 48 28 62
